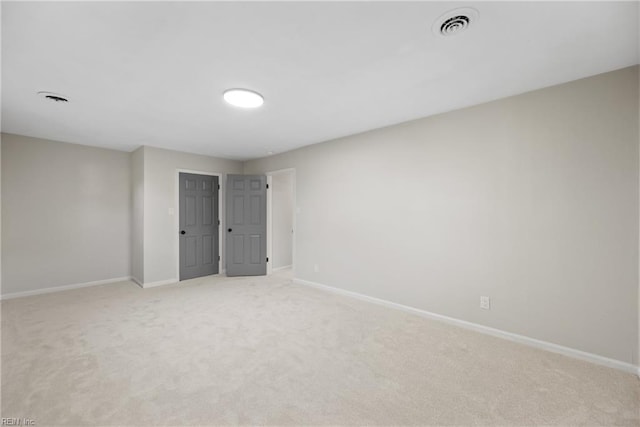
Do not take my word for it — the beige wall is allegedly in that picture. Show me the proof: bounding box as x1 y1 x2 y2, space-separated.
0 139 242 291
271 172 294 269
637 4 640 374
1 67 638 368
141 146 242 284
1 134 132 295
131 146 144 283
1 136 3 293
245 66 640 365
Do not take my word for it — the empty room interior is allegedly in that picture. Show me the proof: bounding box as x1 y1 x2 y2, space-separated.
1 1 640 426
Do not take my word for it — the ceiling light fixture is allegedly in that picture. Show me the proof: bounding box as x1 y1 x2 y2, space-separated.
223 89 264 109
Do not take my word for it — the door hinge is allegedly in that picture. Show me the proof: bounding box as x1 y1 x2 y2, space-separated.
218 184 220 190
266 184 269 189
218 255 221 261
218 219 220 226
266 257 269 262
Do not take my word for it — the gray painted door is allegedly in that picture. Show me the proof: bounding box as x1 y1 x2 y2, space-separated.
179 173 219 280
226 174 267 276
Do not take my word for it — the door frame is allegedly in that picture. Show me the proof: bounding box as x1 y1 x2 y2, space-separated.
175 169 222 281
265 168 296 276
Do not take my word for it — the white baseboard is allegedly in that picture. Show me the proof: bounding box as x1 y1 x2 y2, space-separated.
293 278 639 376
1 276 133 300
137 272 229 288
140 278 179 289
272 265 292 272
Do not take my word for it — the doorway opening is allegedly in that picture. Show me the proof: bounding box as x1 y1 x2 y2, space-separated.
266 169 296 275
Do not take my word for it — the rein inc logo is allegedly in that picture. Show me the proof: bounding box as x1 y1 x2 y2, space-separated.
1 419 35 426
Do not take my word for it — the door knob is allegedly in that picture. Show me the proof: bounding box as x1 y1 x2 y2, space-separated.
180 230 186 235
228 228 232 232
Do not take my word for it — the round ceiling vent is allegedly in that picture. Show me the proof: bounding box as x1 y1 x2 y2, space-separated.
37 91 69 103
433 7 479 37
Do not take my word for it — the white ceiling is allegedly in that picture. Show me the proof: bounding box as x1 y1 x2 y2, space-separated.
2 1 638 161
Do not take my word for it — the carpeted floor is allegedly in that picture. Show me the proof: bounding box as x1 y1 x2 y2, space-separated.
1 270 639 426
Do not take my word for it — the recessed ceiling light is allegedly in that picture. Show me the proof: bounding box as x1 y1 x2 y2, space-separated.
267 151 274 155
37 91 69 103
223 89 264 109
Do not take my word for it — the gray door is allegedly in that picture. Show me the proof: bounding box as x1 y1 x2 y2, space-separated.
179 173 219 280
226 174 267 276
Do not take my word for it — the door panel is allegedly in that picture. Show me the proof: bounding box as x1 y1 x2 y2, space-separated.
179 173 219 280
226 174 267 276
203 196 213 225
249 235 261 264
202 235 214 265
186 196 196 225
185 236 197 267
233 196 244 224
233 235 244 264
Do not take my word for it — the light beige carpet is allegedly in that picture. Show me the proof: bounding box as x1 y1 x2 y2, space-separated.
1 270 638 426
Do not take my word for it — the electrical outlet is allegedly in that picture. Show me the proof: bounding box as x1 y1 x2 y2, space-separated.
480 296 491 310
313 264 320 273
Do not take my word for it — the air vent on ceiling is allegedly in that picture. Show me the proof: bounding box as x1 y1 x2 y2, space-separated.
37 91 69 103
433 8 478 37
